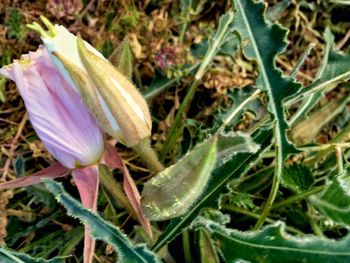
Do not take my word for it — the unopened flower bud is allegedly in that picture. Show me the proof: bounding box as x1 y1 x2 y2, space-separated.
76 37 152 147
27 17 152 147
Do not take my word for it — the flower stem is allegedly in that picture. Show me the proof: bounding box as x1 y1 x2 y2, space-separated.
133 139 164 173
98 164 134 216
254 132 283 230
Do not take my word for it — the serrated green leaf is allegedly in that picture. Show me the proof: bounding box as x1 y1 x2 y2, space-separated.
310 174 350 226
0 247 65 263
197 219 350 263
232 0 300 159
152 129 272 252
43 180 159 263
282 165 315 194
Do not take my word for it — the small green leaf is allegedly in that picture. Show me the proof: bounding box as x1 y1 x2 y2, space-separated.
0 247 65 263
43 179 159 263
310 174 350 227
282 164 315 194
198 219 350 263
143 64 198 100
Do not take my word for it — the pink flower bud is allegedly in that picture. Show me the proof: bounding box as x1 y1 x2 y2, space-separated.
0 47 104 169
27 18 152 147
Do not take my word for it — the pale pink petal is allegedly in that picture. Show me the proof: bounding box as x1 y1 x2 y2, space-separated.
0 47 104 169
100 142 123 170
102 144 153 239
72 165 99 263
0 163 69 191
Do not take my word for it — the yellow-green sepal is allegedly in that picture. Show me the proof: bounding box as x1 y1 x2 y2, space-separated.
108 36 133 81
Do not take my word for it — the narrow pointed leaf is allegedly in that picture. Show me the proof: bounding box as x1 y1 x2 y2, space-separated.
43 179 159 263
232 0 300 159
197 219 350 263
0 163 69 191
265 0 291 22
102 144 152 238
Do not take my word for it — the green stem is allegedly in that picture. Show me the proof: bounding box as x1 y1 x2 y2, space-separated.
133 139 164 173
271 185 325 210
307 204 324 238
159 79 199 161
221 205 304 235
98 164 134 216
335 146 344 174
182 230 192 263
305 121 350 166
217 89 262 134
254 129 283 230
